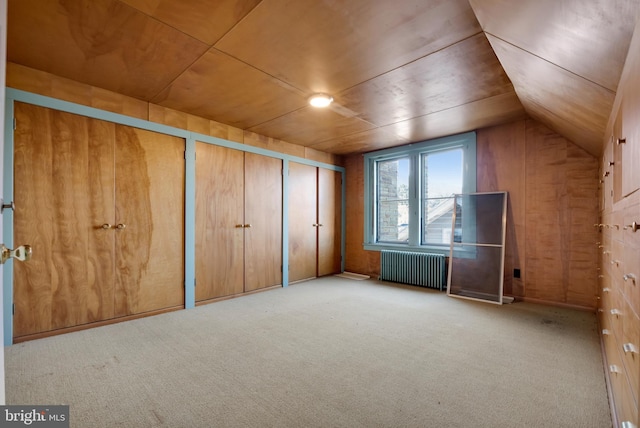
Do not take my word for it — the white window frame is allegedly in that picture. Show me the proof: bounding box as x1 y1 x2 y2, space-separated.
363 132 476 254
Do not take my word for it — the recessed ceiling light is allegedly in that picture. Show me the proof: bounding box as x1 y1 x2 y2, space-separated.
308 93 333 108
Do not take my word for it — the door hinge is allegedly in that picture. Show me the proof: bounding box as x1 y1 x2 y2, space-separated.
194 279 196 288
13 118 16 131
12 303 15 316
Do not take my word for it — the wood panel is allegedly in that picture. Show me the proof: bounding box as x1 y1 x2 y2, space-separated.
338 34 514 127
13 103 115 337
215 0 481 94
318 168 342 276
620 21 640 198
524 119 599 308
469 0 639 91
476 120 526 297
343 154 381 278
120 0 261 45
8 0 209 100
7 63 149 120
248 104 375 147
151 49 308 129
114 126 185 316
487 34 615 156
244 153 282 291
288 162 317 282
195 143 245 300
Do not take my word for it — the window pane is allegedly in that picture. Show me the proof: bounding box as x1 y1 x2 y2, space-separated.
422 197 460 245
422 149 463 245
377 158 409 201
376 158 409 243
422 149 463 199
377 200 409 243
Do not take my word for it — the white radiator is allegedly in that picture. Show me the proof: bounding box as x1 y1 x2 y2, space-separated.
380 250 446 291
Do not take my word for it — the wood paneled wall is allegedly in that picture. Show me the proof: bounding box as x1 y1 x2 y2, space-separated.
345 118 600 309
6 62 343 167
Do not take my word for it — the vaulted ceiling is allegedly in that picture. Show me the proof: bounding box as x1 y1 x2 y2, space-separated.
7 0 640 156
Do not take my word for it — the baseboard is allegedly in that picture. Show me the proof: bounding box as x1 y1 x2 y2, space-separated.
519 297 596 312
13 305 184 343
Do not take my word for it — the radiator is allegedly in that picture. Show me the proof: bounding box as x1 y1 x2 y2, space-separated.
380 250 446 291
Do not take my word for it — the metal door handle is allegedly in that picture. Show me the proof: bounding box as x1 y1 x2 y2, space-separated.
0 244 32 264
623 221 639 232
116 224 126 230
101 223 112 230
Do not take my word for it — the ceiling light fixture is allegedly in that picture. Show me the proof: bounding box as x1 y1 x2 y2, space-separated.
308 93 333 108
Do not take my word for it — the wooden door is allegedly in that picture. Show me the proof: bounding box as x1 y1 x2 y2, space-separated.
114 125 185 316
288 162 317 282
318 168 342 276
244 153 282 291
195 142 244 301
13 103 116 338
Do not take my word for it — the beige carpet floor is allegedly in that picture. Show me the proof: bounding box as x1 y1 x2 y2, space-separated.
5 276 611 427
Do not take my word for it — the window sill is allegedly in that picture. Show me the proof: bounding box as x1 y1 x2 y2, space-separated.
362 243 450 256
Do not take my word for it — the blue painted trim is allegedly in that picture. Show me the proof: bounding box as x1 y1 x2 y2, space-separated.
7 89 191 139
281 161 289 287
341 169 346 272
3 88 346 344
184 138 196 309
362 131 477 253
2 98 13 346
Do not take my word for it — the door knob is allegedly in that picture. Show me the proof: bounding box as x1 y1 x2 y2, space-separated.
116 223 126 230
101 223 112 230
0 244 32 264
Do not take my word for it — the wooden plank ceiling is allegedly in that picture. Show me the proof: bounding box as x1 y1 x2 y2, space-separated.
7 0 640 156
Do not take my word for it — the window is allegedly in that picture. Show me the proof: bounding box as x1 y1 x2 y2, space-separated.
363 132 476 254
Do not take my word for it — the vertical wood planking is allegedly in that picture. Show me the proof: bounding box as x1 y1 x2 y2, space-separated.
86 117 117 322
476 120 526 297
195 142 244 300
13 103 55 336
524 119 598 308
244 153 282 291
344 154 381 277
114 126 185 316
13 103 116 337
318 167 342 276
288 161 317 282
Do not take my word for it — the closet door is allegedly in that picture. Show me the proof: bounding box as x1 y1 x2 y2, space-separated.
317 168 342 276
114 126 185 316
244 153 282 291
13 103 116 338
195 142 244 301
288 162 318 282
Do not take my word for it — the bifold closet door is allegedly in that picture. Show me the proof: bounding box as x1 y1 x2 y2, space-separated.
244 152 282 291
195 142 244 301
113 126 185 316
289 162 318 282
13 102 185 339
13 102 116 337
317 168 341 276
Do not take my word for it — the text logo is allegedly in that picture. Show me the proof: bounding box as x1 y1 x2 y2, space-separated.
0 406 69 428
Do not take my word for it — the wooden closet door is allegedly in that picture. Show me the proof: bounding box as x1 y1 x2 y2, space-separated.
244 153 282 291
195 142 244 301
114 126 185 316
13 103 116 338
318 168 342 276
288 162 318 282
